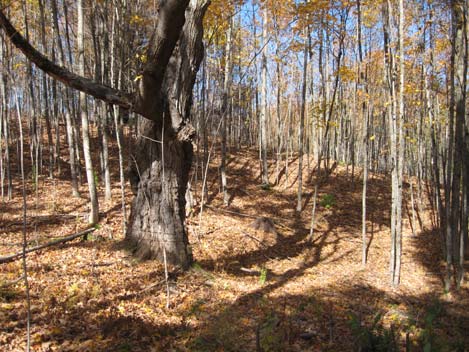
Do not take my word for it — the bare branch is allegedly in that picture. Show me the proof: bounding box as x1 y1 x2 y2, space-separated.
0 10 135 112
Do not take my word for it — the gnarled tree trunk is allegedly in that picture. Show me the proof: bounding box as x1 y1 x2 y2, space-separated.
127 0 209 268
128 119 194 268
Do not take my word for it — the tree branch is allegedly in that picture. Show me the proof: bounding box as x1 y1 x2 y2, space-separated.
0 10 136 112
1 0 192 121
0 228 96 264
135 0 191 118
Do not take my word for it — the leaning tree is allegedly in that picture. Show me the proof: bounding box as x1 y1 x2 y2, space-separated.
0 0 210 269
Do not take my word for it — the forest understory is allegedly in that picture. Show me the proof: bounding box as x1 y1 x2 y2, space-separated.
1 131 468 352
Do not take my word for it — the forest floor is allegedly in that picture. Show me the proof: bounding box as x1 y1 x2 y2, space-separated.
1 136 469 351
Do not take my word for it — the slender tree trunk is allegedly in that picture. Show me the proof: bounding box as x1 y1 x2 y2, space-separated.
357 0 369 266
78 0 99 224
393 0 406 286
297 27 308 212
383 0 402 286
260 5 269 185
15 89 31 352
449 0 467 289
220 15 233 205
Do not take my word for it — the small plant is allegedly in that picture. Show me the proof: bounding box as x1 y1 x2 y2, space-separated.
260 183 272 191
0 286 19 302
93 170 99 186
259 267 268 284
117 342 132 352
417 301 452 352
320 194 336 209
188 299 206 317
258 312 284 352
349 312 398 351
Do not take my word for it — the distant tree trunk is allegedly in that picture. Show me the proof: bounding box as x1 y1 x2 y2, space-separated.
78 0 99 224
38 0 54 179
21 0 39 195
357 0 368 266
220 15 233 205
394 0 406 286
284 97 292 189
296 27 308 212
260 5 269 185
15 89 32 352
101 112 112 202
51 0 79 197
65 111 80 197
383 0 403 286
0 36 12 200
274 19 282 185
424 2 444 233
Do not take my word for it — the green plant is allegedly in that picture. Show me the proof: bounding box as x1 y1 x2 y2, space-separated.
417 301 448 352
260 183 272 191
0 286 19 302
320 194 336 209
259 267 268 284
93 170 99 186
188 299 206 317
117 342 132 352
349 312 398 352
258 312 284 352
191 262 215 281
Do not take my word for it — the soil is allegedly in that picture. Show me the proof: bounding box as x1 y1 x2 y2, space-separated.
1 134 468 351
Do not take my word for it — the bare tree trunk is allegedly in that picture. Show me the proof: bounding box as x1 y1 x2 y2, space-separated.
392 0 406 286
78 0 99 224
126 0 209 268
220 15 233 205
51 0 79 197
296 27 308 212
356 0 369 266
260 5 269 185
15 89 31 352
38 0 54 179
383 0 401 286
448 0 467 289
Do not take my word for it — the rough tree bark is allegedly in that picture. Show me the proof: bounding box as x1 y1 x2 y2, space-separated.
0 0 210 269
447 0 467 289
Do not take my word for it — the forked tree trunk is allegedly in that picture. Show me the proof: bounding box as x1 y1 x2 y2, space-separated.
126 0 209 268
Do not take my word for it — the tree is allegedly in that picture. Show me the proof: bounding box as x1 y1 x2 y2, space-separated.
77 0 99 224
0 0 210 269
260 3 269 186
382 0 405 286
445 0 467 290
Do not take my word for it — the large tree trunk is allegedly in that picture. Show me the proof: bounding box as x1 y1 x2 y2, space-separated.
127 118 193 268
127 0 209 268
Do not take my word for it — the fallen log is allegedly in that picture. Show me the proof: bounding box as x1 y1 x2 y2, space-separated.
0 227 96 264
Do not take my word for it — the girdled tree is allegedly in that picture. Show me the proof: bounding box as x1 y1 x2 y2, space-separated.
0 0 210 269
